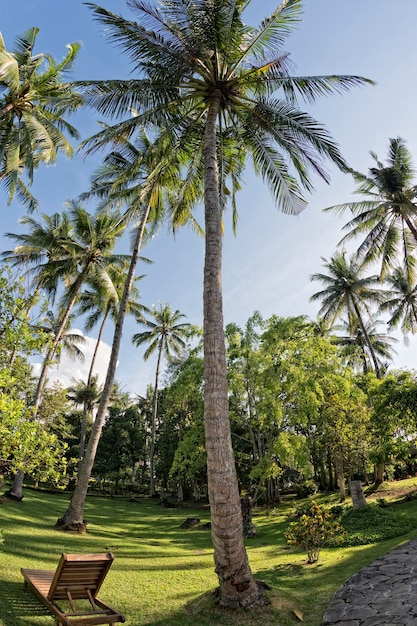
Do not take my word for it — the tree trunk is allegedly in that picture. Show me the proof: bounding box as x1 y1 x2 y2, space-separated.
33 262 93 418
335 459 346 502
374 462 385 486
149 343 162 497
57 206 151 531
4 469 25 501
78 308 109 472
352 299 381 378
203 95 263 608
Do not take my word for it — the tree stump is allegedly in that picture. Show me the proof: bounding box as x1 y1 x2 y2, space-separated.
179 517 201 529
349 479 367 509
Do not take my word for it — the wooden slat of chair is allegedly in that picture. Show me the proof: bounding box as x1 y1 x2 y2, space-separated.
21 553 125 626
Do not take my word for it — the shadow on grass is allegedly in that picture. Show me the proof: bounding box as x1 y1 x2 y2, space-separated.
0 579 52 626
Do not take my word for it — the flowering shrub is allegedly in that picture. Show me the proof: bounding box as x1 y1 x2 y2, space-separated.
285 501 346 563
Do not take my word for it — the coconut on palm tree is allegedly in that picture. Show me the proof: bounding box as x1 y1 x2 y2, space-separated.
311 251 384 377
132 303 194 497
0 28 83 210
71 0 372 606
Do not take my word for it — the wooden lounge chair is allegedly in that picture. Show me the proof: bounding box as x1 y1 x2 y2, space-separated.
21 552 125 626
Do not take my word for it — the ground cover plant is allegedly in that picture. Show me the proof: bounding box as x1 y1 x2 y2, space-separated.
2 482 417 626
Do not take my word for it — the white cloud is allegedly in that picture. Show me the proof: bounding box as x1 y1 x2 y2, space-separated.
32 330 115 391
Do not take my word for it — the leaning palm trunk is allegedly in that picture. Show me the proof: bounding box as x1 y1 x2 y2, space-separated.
57 206 150 530
352 300 381 378
78 307 110 469
33 263 93 418
7 266 92 501
203 97 262 608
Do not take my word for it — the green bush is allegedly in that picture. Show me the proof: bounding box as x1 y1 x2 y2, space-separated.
337 504 415 546
285 501 346 563
295 479 318 498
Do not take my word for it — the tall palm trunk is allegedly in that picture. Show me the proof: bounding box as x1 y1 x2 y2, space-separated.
78 307 110 469
57 206 150 530
149 341 162 497
203 95 261 608
33 262 93 418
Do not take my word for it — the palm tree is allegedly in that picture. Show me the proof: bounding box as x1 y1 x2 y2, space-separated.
0 28 83 210
56 131 200 530
3 202 128 416
326 137 417 277
311 251 384 377
75 265 148 463
380 265 417 341
132 303 193 497
75 0 371 606
333 317 397 375
67 374 102 471
78 264 147 388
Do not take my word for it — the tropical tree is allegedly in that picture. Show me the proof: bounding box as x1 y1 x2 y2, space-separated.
77 265 147 389
3 202 128 416
326 137 417 277
56 129 201 530
380 265 417 341
0 28 83 210
365 370 417 484
73 0 371 606
67 375 102 470
311 251 384 377
75 265 148 464
333 317 397 375
132 303 194 496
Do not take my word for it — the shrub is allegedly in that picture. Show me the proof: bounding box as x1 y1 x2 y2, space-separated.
295 479 318 498
338 504 415 546
285 501 346 563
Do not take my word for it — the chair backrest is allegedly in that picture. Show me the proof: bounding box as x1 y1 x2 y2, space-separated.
47 553 114 601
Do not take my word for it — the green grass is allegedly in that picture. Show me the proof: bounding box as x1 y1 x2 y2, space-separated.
2 484 417 626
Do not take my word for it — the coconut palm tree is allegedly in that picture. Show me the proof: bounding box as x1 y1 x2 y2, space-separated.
67 374 102 471
0 28 83 210
3 202 128 416
56 128 204 531
333 317 397 375
311 251 384 377
380 264 417 341
78 264 147 389
132 303 194 497
75 265 148 463
74 0 371 606
326 137 417 278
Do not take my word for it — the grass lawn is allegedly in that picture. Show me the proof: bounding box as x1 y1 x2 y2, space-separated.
2 481 417 626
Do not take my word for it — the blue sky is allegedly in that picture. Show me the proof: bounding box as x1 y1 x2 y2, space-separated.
2 1 417 394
